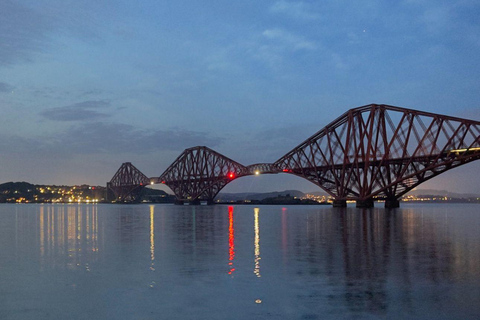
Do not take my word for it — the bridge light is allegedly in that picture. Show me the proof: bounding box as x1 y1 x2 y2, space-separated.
228 172 235 179
255 171 260 175
150 181 154 185
161 180 166 184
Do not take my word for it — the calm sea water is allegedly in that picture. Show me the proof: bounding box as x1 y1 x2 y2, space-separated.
1 203 479 320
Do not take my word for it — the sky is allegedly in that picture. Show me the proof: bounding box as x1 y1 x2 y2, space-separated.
1 0 479 194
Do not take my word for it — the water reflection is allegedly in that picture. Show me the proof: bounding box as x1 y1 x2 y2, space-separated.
3 204 480 319
149 205 156 288
37 204 99 270
289 206 475 316
150 205 155 271
254 207 261 278
338 209 392 313
228 206 235 275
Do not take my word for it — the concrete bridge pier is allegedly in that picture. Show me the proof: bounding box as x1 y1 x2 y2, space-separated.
332 199 347 207
356 199 374 208
384 198 400 208
175 199 215 205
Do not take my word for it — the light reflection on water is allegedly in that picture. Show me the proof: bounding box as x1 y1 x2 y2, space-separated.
228 206 235 275
1 203 480 319
254 207 261 278
36 204 99 270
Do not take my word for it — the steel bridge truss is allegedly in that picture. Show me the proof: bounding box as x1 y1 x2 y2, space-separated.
107 162 151 202
107 104 480 207
275 104 480 207
157 146 248 204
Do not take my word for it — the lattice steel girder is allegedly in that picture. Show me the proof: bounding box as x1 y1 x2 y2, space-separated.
108 162 151 202
109 162 151 186
275 104 480 201
243 163 282 175
159 146 247 202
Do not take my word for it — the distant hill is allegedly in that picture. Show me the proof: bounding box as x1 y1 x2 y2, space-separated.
304 188 480 199
0 181 175 203
0 181 35 193
406 189 480 198
0 182 36 202
307 189 480 198
306 191 330 197
0 181 106 203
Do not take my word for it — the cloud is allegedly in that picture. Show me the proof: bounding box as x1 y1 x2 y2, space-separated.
0 1 52 65
0 120 225 160
0 134 44 155
262 28 316 51
59 122 224 154
251 28 317 68
0 82 14 93
41 100 111 121
0 1 107 67
269 1 319 20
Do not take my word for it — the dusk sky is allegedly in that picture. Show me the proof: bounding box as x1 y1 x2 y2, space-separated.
1 0 479 194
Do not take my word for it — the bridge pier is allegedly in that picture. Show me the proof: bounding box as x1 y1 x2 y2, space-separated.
175 199 215 205
385 198 400 208
332 200 347 207
356 199 374 208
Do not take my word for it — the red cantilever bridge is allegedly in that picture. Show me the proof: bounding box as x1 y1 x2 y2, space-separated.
107 104 480 208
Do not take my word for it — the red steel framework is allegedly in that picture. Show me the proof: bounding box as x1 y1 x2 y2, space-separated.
275 104 480 207
107 162 151 202
107 104 480 207
157 146 247 204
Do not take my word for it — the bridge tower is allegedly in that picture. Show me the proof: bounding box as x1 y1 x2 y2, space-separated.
158 146 246 204
107 162 151 203
275 104 480 208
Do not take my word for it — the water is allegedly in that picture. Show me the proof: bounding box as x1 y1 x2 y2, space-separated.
1 203 479 319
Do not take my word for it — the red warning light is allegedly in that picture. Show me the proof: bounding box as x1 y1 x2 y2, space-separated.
161 181 166 184
228 172 235 179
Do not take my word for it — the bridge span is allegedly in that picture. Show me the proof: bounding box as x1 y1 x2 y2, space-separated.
107 104 480 208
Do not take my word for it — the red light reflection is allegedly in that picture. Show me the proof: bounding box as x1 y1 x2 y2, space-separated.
228 206 235 275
